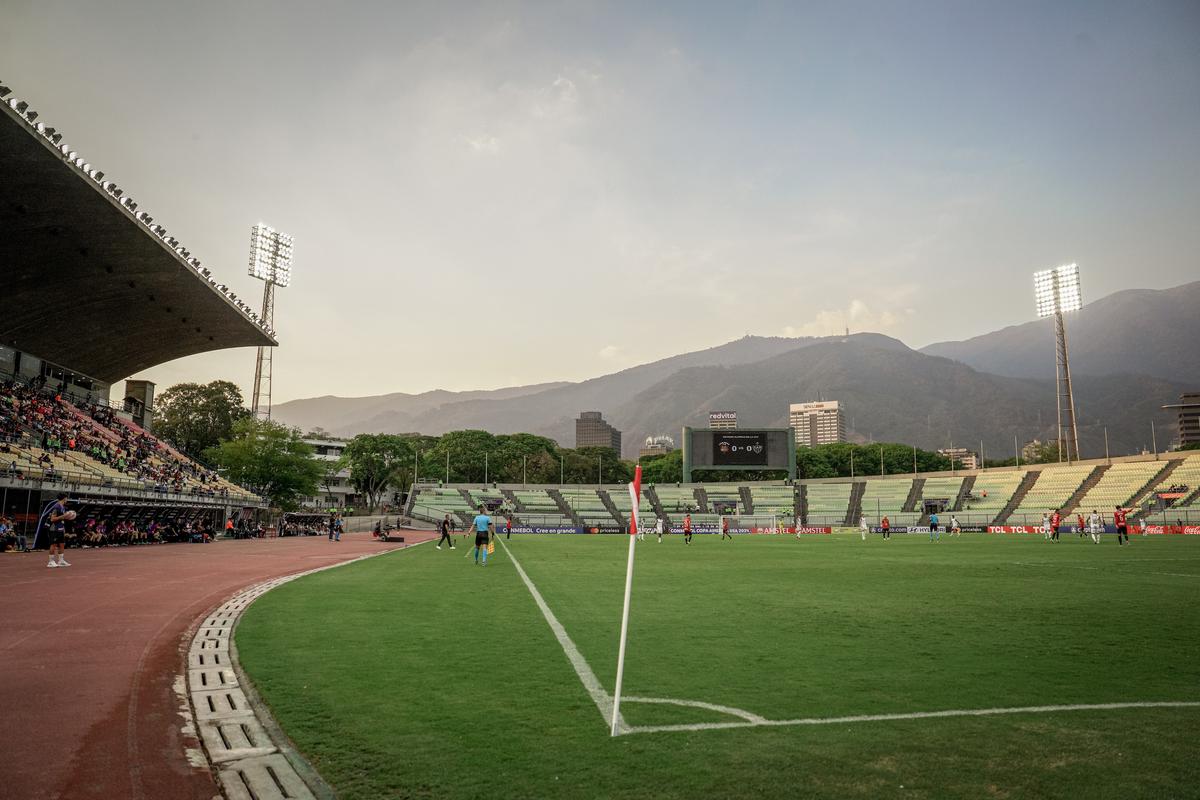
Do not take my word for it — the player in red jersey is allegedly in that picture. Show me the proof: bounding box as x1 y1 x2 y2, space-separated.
1050 510 1062 542
1076 513 1086 539
1113 505 1129 545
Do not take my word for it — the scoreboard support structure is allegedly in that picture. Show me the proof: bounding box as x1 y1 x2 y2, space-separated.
681 426 797 483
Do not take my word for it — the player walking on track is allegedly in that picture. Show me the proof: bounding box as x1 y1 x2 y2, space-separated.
436 514 455 550
472 506 493 565
683 513 692 545
1114 505 1129 545
35 492 72 568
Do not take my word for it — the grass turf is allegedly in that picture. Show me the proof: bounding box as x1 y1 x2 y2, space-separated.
235 533 1200 799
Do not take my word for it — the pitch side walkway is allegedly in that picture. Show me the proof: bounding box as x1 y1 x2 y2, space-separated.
0 531 434 800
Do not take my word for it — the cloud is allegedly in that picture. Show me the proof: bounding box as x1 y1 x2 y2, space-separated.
598 344 624 360
460 133 500 153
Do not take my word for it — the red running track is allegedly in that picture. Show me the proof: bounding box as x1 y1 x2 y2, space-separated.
0 532 434 800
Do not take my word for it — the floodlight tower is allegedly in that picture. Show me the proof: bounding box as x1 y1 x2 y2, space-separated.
1033 263 1082 462
248 223 293 419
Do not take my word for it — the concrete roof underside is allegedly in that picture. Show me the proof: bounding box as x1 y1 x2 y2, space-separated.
0 103 274 384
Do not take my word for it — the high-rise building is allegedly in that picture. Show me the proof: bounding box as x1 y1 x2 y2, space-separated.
1163 393 1200 448
576 411 622 452
789 401 846 447
708 411 738 430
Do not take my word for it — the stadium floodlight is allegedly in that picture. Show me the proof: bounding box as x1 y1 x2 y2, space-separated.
26 110 38 123
1033 263 1083 463
247 223 292 419
0 85 10 98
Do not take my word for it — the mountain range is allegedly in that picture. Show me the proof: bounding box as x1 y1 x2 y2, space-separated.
272 282 1198 459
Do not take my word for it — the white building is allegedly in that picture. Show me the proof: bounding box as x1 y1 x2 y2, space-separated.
709 411 738 430
302 437 359 511
938 447 980 471
789 401 846 447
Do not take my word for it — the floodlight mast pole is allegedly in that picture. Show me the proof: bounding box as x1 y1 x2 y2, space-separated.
250 280 275 419
1054 309 1080 463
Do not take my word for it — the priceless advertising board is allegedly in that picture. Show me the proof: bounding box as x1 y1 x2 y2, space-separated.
712 431 769 466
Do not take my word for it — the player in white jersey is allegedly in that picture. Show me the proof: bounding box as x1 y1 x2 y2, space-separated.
1088 510 1102 544
655 516 664 543
1042 511 1052 540
859 514 869 541
949 516 961 536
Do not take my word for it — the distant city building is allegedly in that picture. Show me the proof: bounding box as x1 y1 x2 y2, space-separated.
938 447 980 471
708 411 738 430
576 411 622 452
301 436 360 510
1163 393 1200 448
639 434 676 458
789 401 845 447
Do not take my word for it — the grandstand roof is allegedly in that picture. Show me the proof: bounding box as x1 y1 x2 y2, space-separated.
0 93 275 384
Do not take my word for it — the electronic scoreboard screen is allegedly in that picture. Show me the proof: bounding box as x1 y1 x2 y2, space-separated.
712 431 769 466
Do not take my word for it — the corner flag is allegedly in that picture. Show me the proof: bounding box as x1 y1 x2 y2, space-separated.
611 464 642 735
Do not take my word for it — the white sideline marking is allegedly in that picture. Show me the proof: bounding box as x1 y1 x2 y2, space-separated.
498 538 617 729
626 701 1200 735
500 539 1200 737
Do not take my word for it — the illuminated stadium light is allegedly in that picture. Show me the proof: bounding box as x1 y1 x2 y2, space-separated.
247 223 293 417
1033 263 1084 463
1033 263 1082 318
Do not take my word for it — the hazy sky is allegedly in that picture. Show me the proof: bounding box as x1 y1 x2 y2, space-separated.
3 1 1198 403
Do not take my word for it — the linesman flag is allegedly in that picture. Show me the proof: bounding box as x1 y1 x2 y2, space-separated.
627 464 642 535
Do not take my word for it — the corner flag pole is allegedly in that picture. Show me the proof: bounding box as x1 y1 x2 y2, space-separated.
610 464 641 736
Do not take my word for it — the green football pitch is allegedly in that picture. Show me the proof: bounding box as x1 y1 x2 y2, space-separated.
236 533 1200 799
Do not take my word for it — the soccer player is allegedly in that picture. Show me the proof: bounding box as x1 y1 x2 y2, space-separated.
859 514 868 541
471 506 493 565
683 513 692 545
505 515 512 540
1077 513 1086 539
655 516 664 543
1088 509 1102 544
1042 511 1051 540
1113 505 1128 546
36 492 72 568
720 516 732 541
881 516 891 540
1050 510 1061 542
436 514 455 550
950 515 961 536
929 512 940 542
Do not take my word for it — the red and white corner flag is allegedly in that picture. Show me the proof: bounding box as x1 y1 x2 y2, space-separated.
611 464 642 736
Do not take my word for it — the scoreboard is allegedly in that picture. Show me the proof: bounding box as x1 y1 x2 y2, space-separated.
681 427 796 481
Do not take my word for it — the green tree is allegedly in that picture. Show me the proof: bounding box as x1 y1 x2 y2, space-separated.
153 380 250 459
640 450 683 484
341 434 414 512
205 418 322 511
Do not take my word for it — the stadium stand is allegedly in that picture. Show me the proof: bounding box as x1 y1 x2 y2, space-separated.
858 477 918 525
749 485 795 517
1008 465 1094 524
1068 461 1167 515
805 482 853 525
957 471 1026 524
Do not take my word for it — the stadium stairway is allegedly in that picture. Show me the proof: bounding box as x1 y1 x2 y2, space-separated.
599 489 626 528
403 486 418 518
500 488 526 513
903 478 925 513
644 485 668 523
953 475 977 511
694 486 711 514
797 484 807 523
1062 465 1108 515
995 471 1042 524
845 481 866 526
1177 485 1200 511
457 488 476 509
547 488 583 527
739 486 755 514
